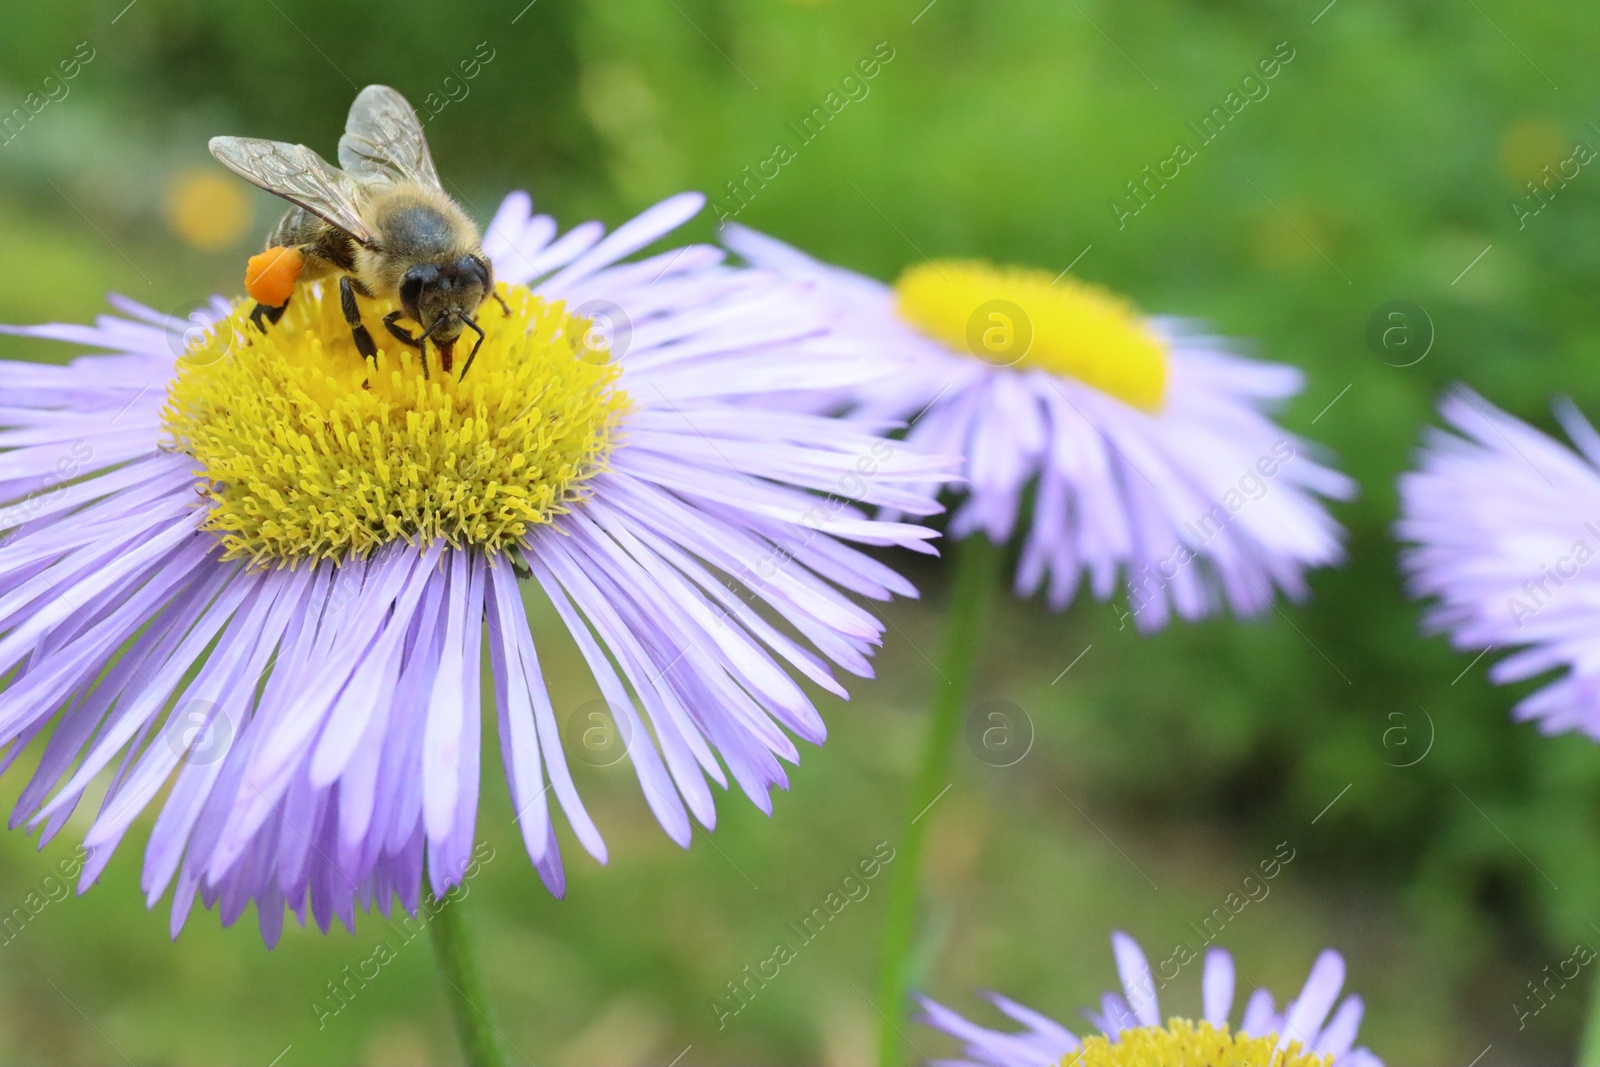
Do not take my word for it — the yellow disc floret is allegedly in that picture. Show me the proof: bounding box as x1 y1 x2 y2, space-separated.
161 282 630 566
894 260 1167 412
1067 1020 1334 1067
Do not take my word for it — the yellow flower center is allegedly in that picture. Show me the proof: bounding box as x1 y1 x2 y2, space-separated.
1067 1021 1334 1067
893 260 1167 412
161 282 630 566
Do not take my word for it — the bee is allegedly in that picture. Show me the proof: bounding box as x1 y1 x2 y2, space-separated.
209 84 505 379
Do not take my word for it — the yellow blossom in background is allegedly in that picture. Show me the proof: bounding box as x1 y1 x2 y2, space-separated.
1498 116 1568 187
164 167 252 251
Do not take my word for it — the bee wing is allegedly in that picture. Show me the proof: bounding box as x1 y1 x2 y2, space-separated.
208 135 377 248
337 85 442 190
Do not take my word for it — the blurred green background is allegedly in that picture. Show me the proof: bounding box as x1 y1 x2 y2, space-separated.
0 0 1595 1063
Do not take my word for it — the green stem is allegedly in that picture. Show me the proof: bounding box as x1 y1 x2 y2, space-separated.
1580 968 1600 1066
875 534 1001 1067
426 887 506 1067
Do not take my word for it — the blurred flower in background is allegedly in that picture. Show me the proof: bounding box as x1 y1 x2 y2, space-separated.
1497 116 1570 188
162 167 252 252
725 226 1359 1065
1399 387 1600 737
920 932 1381 1067
723 227 1354 630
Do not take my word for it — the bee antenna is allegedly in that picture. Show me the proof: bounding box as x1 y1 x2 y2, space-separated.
457 315 487 381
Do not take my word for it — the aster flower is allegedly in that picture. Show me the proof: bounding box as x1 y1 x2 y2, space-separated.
1397 386 1600 736
920 932 1381 1067
722 228 1354 630
720 228 1356 1063
0 189 951 942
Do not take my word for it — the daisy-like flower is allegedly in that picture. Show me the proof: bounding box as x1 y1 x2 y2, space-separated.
722 229 1354 629
0 189 951 942
920 932 1381 1067
722 233 1359 1064
1398 387 1600 736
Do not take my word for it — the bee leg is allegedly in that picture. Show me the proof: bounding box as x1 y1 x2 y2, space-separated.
382 311 422 348
381 311 430 380
338 276 379 364
492 290 510 315
249 299 289 333
456 315 487 381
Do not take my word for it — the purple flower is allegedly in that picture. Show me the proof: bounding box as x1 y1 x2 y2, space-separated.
723 229 1354 630
919 932 1381 1067
1398 387 1600 736
0 191 952 942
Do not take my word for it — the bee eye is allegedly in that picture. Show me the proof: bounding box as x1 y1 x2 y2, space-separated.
399 269 430 312
456 255 489 286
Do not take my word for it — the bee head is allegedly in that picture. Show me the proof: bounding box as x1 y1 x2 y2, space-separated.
400 254 493 344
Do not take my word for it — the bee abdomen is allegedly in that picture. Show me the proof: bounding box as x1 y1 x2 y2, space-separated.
267 206 324 250
268 207 357 274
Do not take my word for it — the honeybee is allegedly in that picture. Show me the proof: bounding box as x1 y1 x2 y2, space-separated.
209 84 505 379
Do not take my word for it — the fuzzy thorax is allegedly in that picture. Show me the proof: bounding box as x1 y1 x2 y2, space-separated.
894 260 1167 413
162 282 629 566
1070 1020 1333 1067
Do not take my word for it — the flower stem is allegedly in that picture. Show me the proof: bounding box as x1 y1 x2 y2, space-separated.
1580 969 1600 1066
426 887 507 1067
875 534 1001 1067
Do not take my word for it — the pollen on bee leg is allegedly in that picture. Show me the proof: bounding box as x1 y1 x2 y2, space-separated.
245 246 304 308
